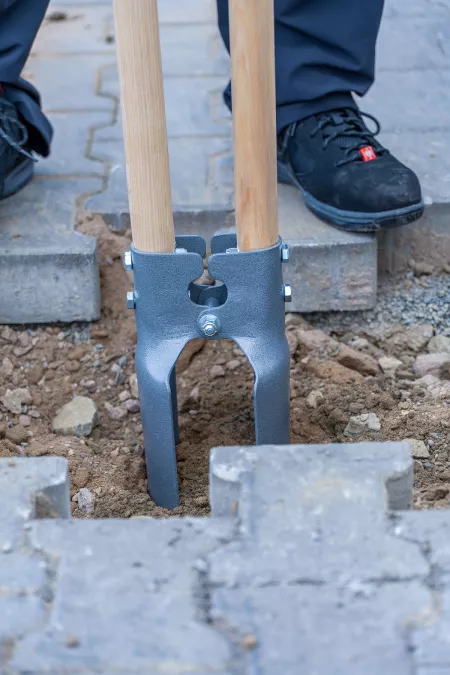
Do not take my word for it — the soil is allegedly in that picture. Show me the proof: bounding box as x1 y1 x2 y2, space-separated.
1 213 449 518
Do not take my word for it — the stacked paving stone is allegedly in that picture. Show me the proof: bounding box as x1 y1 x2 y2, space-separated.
1 442 450 673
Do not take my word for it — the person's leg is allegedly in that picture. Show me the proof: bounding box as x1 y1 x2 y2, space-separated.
217 0 423 233
0 0 52 157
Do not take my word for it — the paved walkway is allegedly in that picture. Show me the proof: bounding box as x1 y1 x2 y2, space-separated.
0 0 448 322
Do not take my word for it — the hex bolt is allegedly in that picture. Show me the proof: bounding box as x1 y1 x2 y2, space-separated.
198 314 221 337
126 291 136 309
283 284 292 302
124 250 133 271
281 243 290 263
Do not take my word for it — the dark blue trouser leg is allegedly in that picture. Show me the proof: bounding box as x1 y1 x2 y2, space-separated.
217 0 385 131
0 0 52 155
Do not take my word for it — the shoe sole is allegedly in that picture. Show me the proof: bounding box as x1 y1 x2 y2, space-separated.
277 160 425 233
2 157 34 201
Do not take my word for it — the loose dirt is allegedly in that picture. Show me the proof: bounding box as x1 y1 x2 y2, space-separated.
1 214 449 518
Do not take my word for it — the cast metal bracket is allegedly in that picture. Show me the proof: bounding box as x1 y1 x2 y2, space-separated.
126 233 291 509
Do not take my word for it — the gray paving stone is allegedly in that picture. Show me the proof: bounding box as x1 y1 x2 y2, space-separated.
209 442 423 586
39 111 109 175
0 177 101 324
377 18 450 71
10 519 233 674
363 69 450 133
23 54 116 112
34 5 114 55
384 0 450 17
213 583 431 675
96 77 230 142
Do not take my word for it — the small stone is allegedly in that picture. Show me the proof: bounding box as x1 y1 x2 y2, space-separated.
65 635 80 649
111 448 120 458
76 488 95 514
83 380 97 393
404 438 430 459
210 365 225 379
426 485 450 501
19 415 30 427
28 410 41 419
72 467 90 489
414 353 450 378
1 326 17 344
1 388 32 414
306 390 324 409
45 370 56 381
348 402 364 413
129 373 139 399
13 345 33 357
68 347 84 361
428 335 450 354
378 356 403 377
6 425 29 444
125 399 140 414
226 359 241 371
189 386 200 403
118 390 131 402
52 396 98 437
17 331 31 348
411 259 434 276
344 413 380 437
90 328 109 339
27 442 48 456
286 330 299 356
241 635 258 650
108 406 127 421
27 365 44 385
2 357 14 378
66 361 80 373
177 339 207 373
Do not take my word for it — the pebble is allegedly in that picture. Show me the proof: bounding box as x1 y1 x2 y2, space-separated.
76 488 95 514
72 467 90 489
193 495 209 507
378 356 403 377
414 353 450 378
404 438 430 459
111 448 120 458
118 390 131 402
1 388 33 414
19 415 31 427
1 326 17 344
107 406 127 421
125 399 140 414
82 380 97 393
210 365 225 379
306 390 324 409
428 335 450 354
66 361 80 373
2 357 14 378
17 331 31 348
226 359 241 371
52 397 99 437
28 410 41 419
27 365 44 385
344 413 381 437
68 347 85 361
129 373 139 399
6 425 29 444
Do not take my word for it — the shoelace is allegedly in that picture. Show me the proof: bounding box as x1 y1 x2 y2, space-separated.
0 104 37 162
286 109 388 168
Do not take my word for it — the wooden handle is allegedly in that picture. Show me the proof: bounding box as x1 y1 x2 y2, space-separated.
113 0 175 253
229 0 279 251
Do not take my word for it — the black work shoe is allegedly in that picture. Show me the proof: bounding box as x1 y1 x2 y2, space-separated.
0 96 36 201
277 108 424 232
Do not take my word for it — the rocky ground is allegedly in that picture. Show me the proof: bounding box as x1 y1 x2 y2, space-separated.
1 215 450 518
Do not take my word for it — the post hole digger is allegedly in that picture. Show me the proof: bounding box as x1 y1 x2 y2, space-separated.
113 0 291 509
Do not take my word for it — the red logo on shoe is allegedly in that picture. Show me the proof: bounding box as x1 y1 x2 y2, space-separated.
360 146 377 162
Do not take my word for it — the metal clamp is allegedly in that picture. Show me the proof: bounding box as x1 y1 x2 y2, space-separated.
127 233 291 509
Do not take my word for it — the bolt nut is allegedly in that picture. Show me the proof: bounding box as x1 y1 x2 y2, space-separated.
283 284 292 303
126 291 135 309
198 314 221 337
281 243 290 263
124 251 133 271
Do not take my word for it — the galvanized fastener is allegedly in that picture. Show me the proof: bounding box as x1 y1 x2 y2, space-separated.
124 251 133 271
198 314 221 337
126 291 136 309
281 243 290 263
283 284 292 302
